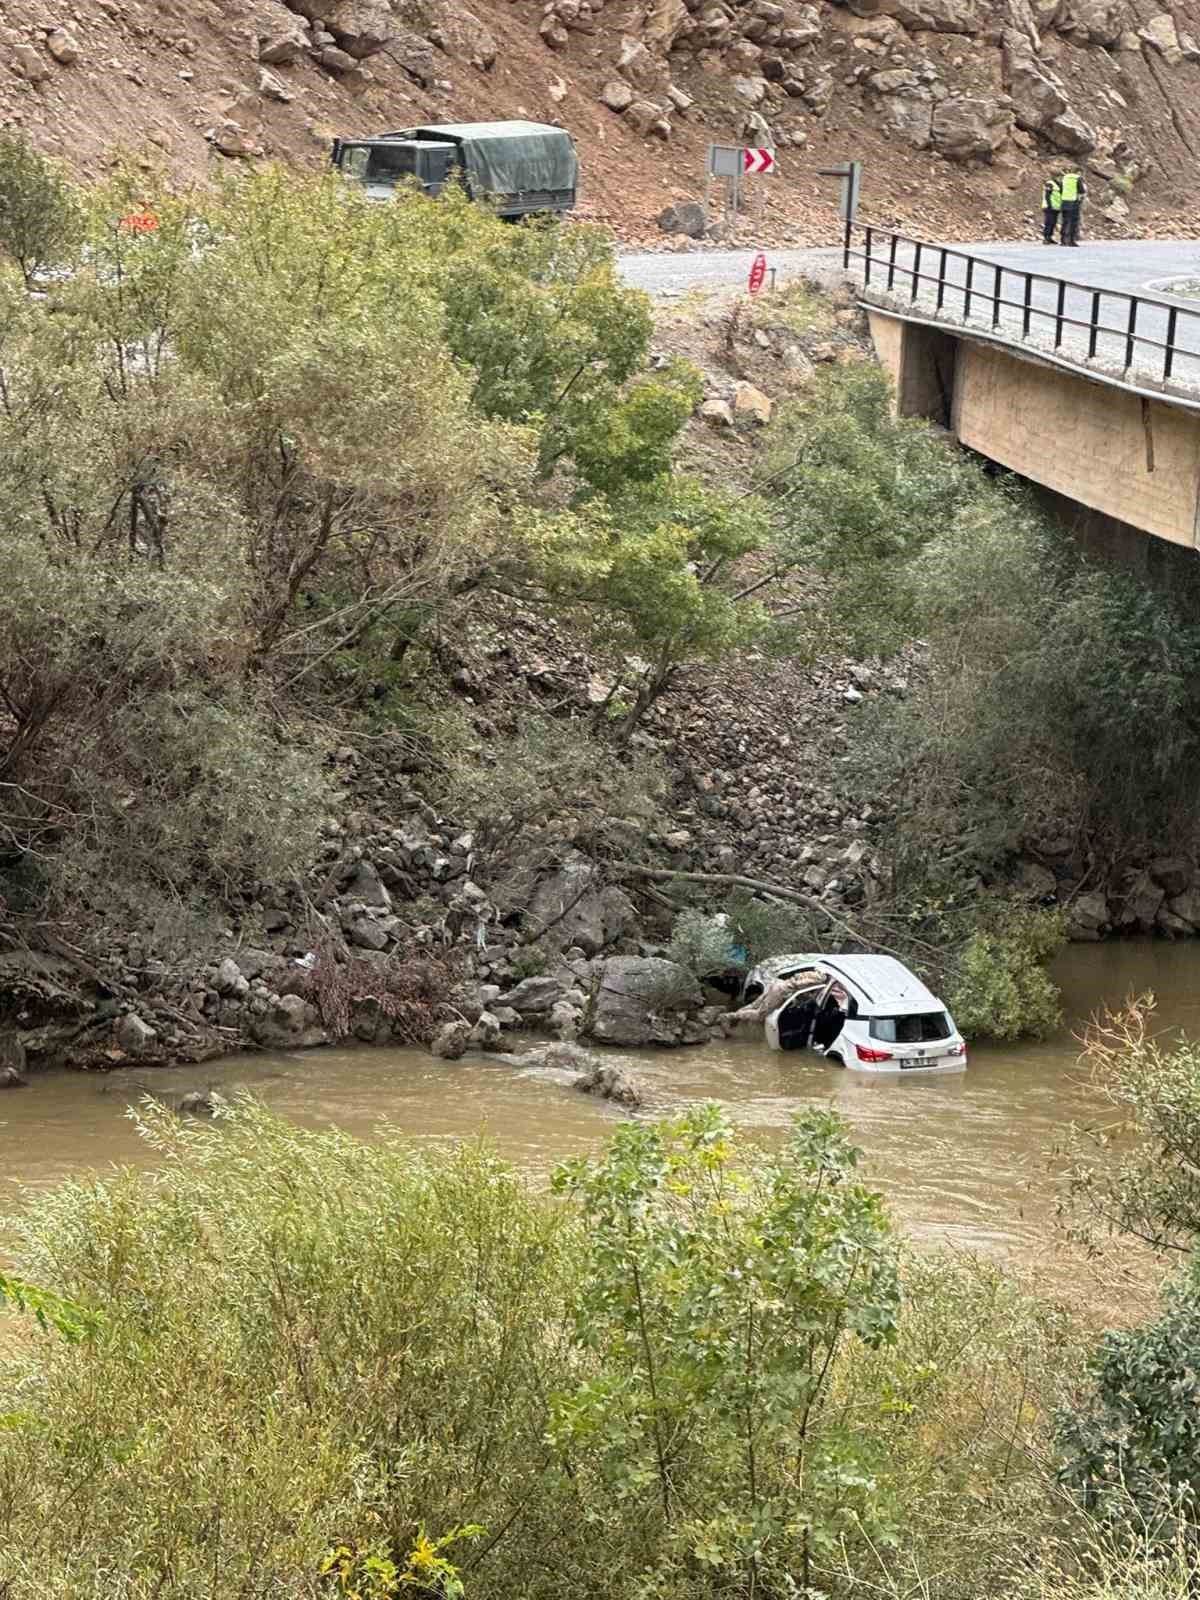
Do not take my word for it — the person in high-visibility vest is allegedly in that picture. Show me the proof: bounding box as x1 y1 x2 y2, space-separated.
1041 176 1062 243
1059 168 1086 246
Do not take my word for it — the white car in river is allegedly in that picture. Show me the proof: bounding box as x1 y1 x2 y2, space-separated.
741 953 968 1075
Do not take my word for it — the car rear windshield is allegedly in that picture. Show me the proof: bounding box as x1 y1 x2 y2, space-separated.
869 1012 951 1043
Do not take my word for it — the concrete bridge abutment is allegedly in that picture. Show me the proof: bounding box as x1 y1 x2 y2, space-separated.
865 306 1200 557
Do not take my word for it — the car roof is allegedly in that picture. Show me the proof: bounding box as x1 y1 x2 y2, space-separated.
750 953 943 1012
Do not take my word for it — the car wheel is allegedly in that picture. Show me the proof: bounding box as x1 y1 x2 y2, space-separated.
826 1052 844 1067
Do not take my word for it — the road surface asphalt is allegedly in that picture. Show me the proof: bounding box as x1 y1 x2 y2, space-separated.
619 238 1200 392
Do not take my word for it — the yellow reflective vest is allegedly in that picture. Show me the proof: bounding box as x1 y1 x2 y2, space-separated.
1043 181 1062 210
1061 171 1081 202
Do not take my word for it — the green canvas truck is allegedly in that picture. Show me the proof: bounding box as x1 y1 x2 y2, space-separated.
331 119 578 219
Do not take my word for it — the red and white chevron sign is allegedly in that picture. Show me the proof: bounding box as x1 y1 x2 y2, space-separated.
743 146 776 175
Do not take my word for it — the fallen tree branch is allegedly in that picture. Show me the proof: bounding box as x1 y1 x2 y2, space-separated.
612 863 920 966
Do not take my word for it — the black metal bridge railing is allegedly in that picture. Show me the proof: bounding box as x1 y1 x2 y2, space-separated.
842 220 1200 389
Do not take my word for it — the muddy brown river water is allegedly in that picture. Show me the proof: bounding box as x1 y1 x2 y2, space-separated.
1 942 1197 1270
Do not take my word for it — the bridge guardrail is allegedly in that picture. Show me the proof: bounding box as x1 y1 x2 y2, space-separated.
842 221 1199 387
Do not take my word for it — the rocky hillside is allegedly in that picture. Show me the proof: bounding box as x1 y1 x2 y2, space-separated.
1 0 1198 244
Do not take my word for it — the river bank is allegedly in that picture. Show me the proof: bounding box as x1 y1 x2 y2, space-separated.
3 939 1190 1311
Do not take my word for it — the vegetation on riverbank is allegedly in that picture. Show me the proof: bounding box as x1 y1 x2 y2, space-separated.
0 1098 1088 1599
10 1034 1200 1599
2 135 1200 1064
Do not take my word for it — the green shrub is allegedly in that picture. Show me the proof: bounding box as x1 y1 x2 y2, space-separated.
946 905 1066 1041
0 133 81 286
1058 1257 1200 1539
1058 999 1200 1256
723 890 821 969
0 1100 912 1600
663 908 743 980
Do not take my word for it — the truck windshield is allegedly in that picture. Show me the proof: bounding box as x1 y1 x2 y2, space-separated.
363 145 419 185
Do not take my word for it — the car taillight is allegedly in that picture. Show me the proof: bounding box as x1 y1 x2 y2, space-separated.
947 1042 966 1057
855 1044 894 1063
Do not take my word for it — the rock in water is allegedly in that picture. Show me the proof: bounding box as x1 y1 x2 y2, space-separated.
0 1066 26 1089
431 1020 472 1059
574 1064 644 1107
588 956 703 1046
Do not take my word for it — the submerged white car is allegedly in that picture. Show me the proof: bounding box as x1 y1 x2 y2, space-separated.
742 953 967 1075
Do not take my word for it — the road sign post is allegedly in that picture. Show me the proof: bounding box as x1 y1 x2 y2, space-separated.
707 143 776 227
817 161 862 261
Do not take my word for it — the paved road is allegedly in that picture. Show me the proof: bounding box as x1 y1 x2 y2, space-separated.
620 238 1200 395
619 245 844 297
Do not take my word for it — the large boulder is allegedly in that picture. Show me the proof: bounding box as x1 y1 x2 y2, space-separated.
321 0 397 57
526 860 637 957
877 83 933 146
1003 32 1067 127
1002 32 1096 152
1168 889 1200 928
0 1030 26 1075
658 199 708 237
1067 889 1110 940
1150 857 1194 898
425 0 499 68
930 95 1012 160
643 0 692 51
115 1013 158 1056
601 78 635 110
1047 109 1096 156
617 34 670 91
1139 11 1183 61
496 974 569 1014
846 0 983 32
1110 870 1165 933
589 956 704 1046
432 1020 472 1059
1056 0 1125 44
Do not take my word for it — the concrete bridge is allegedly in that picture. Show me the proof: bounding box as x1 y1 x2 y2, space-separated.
849 235 1200 553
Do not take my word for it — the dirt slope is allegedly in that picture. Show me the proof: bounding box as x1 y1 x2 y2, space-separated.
0 0 1198 246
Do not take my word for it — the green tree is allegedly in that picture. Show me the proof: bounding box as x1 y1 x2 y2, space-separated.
522 476 772 735
0 133 81 288
427 209 656 477
552 1104 901 1594
758 363 982 641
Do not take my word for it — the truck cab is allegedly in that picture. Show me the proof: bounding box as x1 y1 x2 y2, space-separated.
332 138 459 203
331 121 578 219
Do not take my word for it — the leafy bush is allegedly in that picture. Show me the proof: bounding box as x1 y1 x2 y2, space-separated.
1058 1259 1200 1537
946 905 1066 1041
1 1101 1110 1600
848 493 1200 879
724 890 821 969
759 363 983 645
552 1104 902 1595
1058 999 1200 1257
0 133 81 286
664 908 743 980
